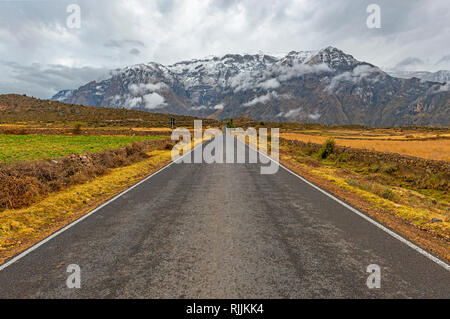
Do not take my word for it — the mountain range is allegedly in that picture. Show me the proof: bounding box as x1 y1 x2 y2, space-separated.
52 46 450 127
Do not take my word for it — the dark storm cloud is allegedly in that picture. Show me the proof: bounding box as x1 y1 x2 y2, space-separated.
0 0 448 98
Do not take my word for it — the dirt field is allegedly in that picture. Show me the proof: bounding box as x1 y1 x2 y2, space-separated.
280 132 450 161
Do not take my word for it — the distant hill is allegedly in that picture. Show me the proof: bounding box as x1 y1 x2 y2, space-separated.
52 46 450 127
0 94 218 127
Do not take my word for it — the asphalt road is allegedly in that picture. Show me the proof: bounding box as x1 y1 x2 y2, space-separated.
0 135 449 298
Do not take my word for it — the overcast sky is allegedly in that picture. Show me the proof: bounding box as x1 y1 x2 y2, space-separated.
0 0 449 98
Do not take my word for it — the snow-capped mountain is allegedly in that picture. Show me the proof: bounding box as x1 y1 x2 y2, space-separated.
52 46 450 126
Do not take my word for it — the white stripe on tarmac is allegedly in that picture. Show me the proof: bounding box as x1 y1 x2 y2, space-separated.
0 142 203 271
238 137 450 271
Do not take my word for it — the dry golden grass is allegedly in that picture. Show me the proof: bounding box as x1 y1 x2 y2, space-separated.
280 152 449 240
281 133 450 161
286 129 450 140
131 127 173 132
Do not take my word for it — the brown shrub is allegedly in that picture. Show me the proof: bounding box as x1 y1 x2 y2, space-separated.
1 128 27 135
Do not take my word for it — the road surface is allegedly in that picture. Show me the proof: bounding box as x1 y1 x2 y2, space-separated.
0 135 448 298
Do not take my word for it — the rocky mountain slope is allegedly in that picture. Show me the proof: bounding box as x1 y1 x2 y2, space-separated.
52 46 450 126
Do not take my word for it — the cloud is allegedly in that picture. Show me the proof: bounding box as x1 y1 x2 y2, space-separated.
277 107 302 118
394 57 425 70
142 92 166 109
230 61 330 93
124 96 142 109
275 63 331 82
129 48 141 56
308 112 321 120
129 82 167 96
243 91 291 107
433 82 450 93
190 104 226 111
120 92 166 109
190 105 207 111
244 92 274 106
0 60 108 98
435 55 450 70
0 0 449 98
103 39 145 49
325 64 381 93
259 78 280 90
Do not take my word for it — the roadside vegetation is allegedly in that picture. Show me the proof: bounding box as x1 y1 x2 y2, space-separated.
279 137 449 243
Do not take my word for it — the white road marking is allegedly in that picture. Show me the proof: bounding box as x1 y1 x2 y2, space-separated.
0 142 203 271
240 138 450 271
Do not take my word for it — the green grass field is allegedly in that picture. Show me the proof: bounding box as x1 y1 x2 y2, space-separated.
0 134 165 163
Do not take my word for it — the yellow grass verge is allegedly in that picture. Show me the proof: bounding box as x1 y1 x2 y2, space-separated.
0 150 172 261
290 129 450 140
280 153 449 238
280 133 450 161
131 127 173 132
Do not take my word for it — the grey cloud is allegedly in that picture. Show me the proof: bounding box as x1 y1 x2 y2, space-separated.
394 57 425 69
129 48 141 56
0 61 108 98
436 55 450 66
104 40 145 49
0 0 449 98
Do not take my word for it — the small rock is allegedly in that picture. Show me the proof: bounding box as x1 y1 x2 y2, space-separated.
431 217 443 223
